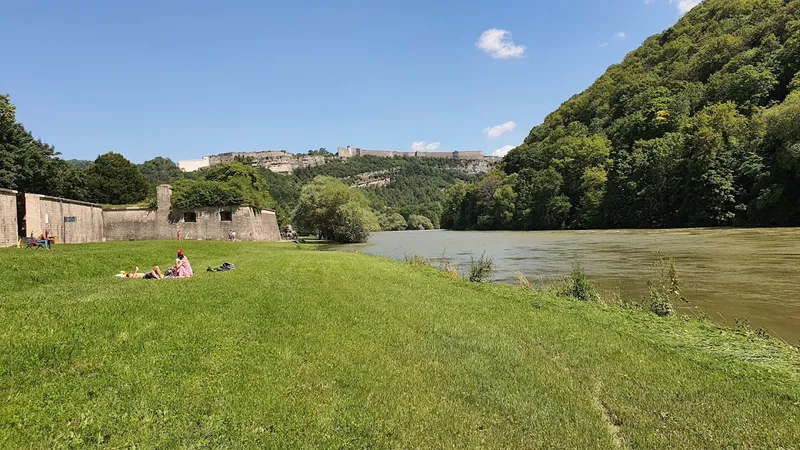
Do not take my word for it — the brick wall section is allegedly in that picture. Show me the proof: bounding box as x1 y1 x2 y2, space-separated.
24 193 104 244
0 188 18 247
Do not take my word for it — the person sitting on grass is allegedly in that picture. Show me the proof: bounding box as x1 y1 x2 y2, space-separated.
125 266 163 280
174 249 193 278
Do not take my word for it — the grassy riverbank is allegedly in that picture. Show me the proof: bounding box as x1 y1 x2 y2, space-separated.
1 242 798 448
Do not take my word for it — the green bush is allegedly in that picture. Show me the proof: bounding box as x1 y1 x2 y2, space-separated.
171 179 243 210
403 253 433 267
558 264 600 302
293 176 380 243
468 252 494 283
170 162 278 214
332 202 380 244
407 214 434 230
379 213 408 231
645 253 687 317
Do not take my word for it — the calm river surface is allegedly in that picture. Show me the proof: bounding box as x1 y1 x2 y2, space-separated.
338 229 800 343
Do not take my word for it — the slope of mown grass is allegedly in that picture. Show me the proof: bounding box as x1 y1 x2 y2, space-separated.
0 241 798 448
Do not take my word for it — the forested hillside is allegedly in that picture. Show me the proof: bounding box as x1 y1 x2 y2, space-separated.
285 156 479 228
444 0 800 230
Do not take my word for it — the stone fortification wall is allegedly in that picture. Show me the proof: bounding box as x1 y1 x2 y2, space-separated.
24 193 104 243
170 206 279 242
102 185 281 242
203 151 325 174
454 151 485 159
337 146 487 160
209 151 291 165
102 208 161 241
103 207 279 242
0 188 19 247
1 185 280 245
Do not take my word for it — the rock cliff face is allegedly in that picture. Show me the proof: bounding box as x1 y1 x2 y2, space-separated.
457 160 494 175
206 151 330 174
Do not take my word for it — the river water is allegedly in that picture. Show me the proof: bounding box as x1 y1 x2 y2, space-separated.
338 229 800 343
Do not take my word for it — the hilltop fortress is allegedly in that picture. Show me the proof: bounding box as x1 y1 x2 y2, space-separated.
179 146 496 174
336 146 489 160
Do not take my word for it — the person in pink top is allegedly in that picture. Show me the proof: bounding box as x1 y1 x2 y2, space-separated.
174 249 193 278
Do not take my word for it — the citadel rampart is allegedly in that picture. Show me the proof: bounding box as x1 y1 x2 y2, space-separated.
0 185 280 247
0 188 19 247
179 146 496 174
103 185 280 242
336 146 489 160
24 193 104 243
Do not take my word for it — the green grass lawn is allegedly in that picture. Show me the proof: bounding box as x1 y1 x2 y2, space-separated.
0 241 798 448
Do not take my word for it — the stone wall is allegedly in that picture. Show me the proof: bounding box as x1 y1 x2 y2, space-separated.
1 185 279 246
24 193 104 244
174 206 280 241
337 146 488 160
102 185 281 242
0 188 18 247
102 208 160 241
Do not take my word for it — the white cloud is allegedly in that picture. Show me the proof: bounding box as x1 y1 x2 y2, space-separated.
671 0 703 13
648 0 702 13
492 145 515 157
483 121 517 138
412 141 441 152
477 29 526 59
598 32 626 48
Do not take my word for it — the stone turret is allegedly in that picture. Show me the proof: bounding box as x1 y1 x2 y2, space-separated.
156 184 173 210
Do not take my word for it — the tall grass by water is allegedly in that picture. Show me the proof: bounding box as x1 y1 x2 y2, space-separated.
1 241 799 448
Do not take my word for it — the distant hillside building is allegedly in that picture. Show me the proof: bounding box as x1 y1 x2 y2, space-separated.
178 146 494 175
178 157 211 172
208 150 292 165
179 150 327 174
336 146 488 160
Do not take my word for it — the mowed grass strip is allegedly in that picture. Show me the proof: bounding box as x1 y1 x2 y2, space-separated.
0 241 798 448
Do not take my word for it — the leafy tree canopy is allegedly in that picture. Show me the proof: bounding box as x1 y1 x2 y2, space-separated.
446 0 800 230
173 162 278 214
139 157 183 186
293 176 379 243
85 152 150 205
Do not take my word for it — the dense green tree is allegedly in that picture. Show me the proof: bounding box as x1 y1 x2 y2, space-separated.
85 152 150 204
447 0 800 231
171 162 282 224
139 157 183 186
407 214 434 230
751 90 800 224
307 148 331 157
0 94 61 195
441 181 471 230
333 202 380 243
64 159 92 169
171 179 243 210
293 176 379 243
379 213 408 231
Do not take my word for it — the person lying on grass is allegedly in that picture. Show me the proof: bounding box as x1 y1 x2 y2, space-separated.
124 266 163 280
174 249 193 278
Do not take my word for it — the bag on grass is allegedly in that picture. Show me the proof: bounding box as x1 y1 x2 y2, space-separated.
207 262 236 272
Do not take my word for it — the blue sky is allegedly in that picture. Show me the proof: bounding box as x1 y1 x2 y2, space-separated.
1 0 702 163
